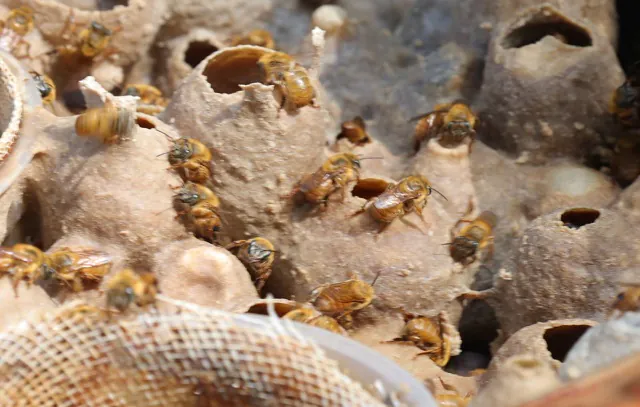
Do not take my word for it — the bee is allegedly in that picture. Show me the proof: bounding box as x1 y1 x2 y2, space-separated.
309 270 381 325
352 175 447 234
609 62 640 128
54 11 121 60
0 244 48 295
609 283 640 318
40 247 112 292
410 101 477 153
231 29 275 49
167 137 213 184
173 182 220 217
385 311 451 366
75 105 135 144
30 71 56 104
448 201 497 265
285 153 363 208
225 237 275 292
0 6 35 58
189 198 223 242
336 116 371 146
282 308 348 335
105 268 159 312
257 52 316 110
427 378 472 407
122 84 168 116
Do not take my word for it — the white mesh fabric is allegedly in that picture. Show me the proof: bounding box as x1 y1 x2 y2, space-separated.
0 298 385 407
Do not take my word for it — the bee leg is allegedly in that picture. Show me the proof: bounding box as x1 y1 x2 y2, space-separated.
377 221 392 234
72 278 84 293
254 278 266 293
412 348 440 361
381 338 413 345
224 240 247 251
486 236 495 261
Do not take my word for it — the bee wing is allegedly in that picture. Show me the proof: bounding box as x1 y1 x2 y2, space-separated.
62 249 112 272
408 109 448 123
0 247 33 263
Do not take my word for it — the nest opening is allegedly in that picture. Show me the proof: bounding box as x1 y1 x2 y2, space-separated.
3 180 47 250
63 89 87 114
561 208 600 229
543 324 591 362
202 48 268 94
616 0 640 71
184 41 219 69
502 8 592 49
136 116 156 129
351 178 390 200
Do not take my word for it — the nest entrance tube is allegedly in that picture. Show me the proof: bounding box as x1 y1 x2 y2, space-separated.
203 47 271 94
184 41 219 68
502 7 592 49
543 324 591 362
561 208 600 229
351 178 390 200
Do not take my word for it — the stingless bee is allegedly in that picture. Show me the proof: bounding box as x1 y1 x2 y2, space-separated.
231 29 275 49
282 308 348 335
285 153 364 208
257 51 316 110
609 62 640 128
427 378 472 407
336 116 371 146
225 237 275 292
609 282 640 318
0 244 48 296
30 71 56 105
173 181 220 217
0 6 35 58
75 105 135 144
410 101 477 153
188 195 223 242
167 137 213 184
309 270 381 325
105 268 159 312
384 311 451 366
122 84 168 116
40 247 112 292
352 175 447 234
53 10 121 61
447 201 497 265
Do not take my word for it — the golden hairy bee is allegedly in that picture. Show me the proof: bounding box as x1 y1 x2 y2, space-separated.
609 63 640 128
448 201 497 265
53 11 121 60
0 6 35 58
30 71 56 105
309 270 381 325
284 153 364 208
385 311 451 366
410 101 477 153
231 29 275 49
0 244 48 296
40 247 112 292
173 182 220 217
282 308 347 336
225 237 275 292
609 282 640 318
336 116 371 146
105 268 159 313
352 175 447 234
257 51 317 110
75 105 135 144
122 84 168 116
171 182 223 242
157 129 213 185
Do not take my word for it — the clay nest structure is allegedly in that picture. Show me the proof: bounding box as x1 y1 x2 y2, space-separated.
1 0 640 405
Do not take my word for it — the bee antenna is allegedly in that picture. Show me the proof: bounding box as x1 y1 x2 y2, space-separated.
370 269 383 286
153 207 173 216
430 186 448 201
357 156 384 160
156 151 171 157
154 128 176 141
441 242 452 246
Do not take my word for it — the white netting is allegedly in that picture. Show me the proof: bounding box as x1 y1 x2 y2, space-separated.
0 297 385 407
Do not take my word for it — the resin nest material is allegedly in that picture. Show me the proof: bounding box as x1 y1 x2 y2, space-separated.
478 3 623 163
488 208 640 337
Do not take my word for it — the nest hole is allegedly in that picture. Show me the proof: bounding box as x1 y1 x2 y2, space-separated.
184 41 219 69
55 0 128 11
351 178 390 200
63 89 87 114
616 0 640 72
502 8 592 49
561 208 600 229
3 181 47 250
136 116 156 129
203 48 269 94
446 299 500 375
543 324 591 362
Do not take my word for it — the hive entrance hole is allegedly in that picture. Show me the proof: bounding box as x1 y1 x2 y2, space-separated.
502 8 592 49
446 299 500 375
543 325 591 362
136 116 156 129
561 208 600 229
351 178 390 200
202 48 268 94
184 41 219 69
616 0 640 72
3 181 48 250
54 0 129 10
